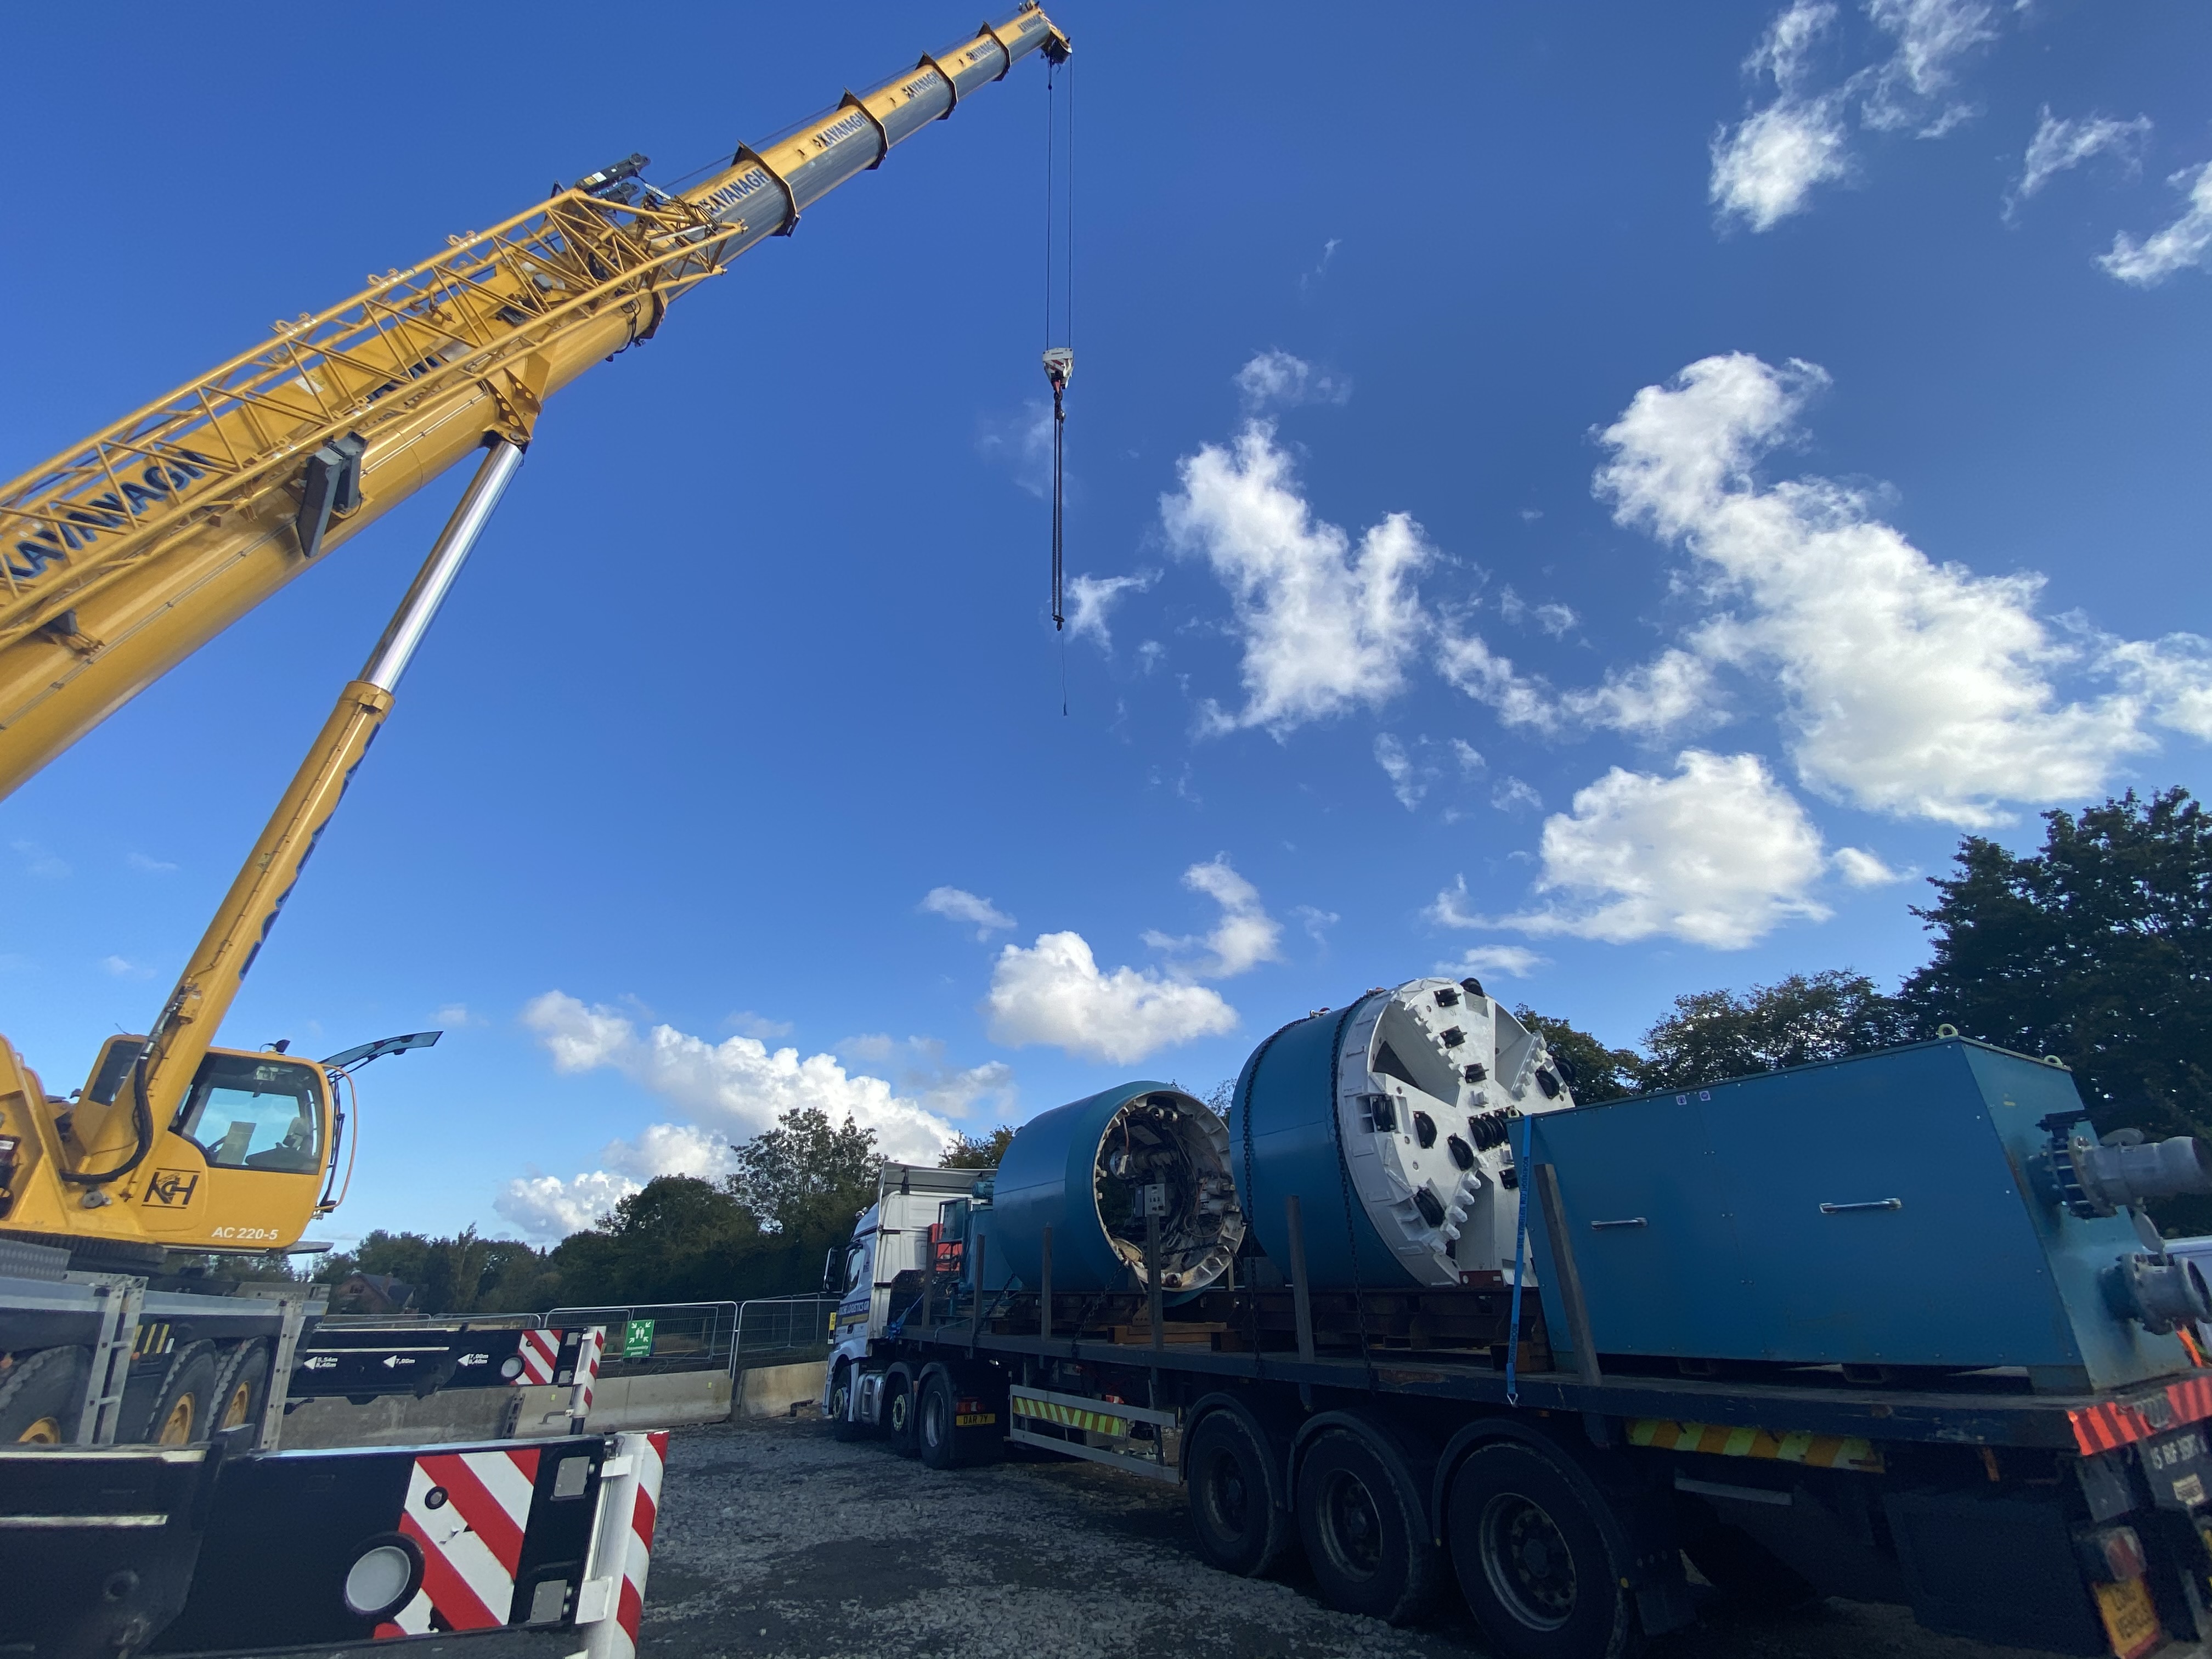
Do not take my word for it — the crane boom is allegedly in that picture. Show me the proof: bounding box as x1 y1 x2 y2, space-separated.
0 4 1068 805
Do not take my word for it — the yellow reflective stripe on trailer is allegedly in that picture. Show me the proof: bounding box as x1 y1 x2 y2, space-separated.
1626 1418 1884 1473
1012 1395 1128 1437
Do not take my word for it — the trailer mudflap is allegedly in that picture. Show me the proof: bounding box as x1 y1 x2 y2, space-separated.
1885 1487 2109 1655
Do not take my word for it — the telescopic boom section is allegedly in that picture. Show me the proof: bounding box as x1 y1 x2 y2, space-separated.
0 5 1068 805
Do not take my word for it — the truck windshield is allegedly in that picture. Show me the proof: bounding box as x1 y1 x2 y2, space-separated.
177 1054 324 1173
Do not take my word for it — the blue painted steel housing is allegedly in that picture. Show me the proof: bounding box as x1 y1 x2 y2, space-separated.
1231 998 1423 1290
990 1082 1243 1297
1523 1037 2193 1392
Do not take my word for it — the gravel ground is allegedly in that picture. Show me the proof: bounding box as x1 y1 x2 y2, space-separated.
639 1415 2059 1659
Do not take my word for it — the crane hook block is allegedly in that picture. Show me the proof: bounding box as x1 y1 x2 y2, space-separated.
1043 347 1073 396
295 432 367 561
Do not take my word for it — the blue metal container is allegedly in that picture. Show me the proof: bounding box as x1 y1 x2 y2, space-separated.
1231 981 1581 1289
990 1083 1243 1297
1523 1037 2198 1392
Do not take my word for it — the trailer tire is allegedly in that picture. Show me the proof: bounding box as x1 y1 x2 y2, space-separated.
884 1364 919 1458
917 1367 964 1470
1186 1407 1292 1578
211 1340 272 1436
1447 1440 1638 1659
1295 1427 1441 1624
0 1345 89 1443
142 1341 220 1446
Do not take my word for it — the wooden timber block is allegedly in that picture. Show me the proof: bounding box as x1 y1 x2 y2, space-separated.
1110 1322 1229 1346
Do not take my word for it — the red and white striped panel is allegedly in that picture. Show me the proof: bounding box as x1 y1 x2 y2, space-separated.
582 1430 668 1659
571 1328 606 1423
516 1330 560 1386
376 1447 541 1636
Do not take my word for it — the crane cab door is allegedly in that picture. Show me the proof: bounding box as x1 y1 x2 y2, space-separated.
129 1047 332 1247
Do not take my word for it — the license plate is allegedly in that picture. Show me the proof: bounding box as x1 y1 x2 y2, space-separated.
2092 1577 2164 1659
955 1412 997 1427
2139 1423 2212 1511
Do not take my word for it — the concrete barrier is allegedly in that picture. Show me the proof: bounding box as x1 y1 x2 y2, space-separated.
734 1358 826 1419
281 1387 518 1449
279 1359 816 1447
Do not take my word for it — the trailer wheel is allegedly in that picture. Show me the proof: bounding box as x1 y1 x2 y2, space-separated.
1294 1428 1441 1624
917 1368 964 1470
142 1342 219 1446
1447 1441 1636 1659
211 1340 272 1436
0 1346 90 1443
884 1365 919 1458
1186 1408 1291 1577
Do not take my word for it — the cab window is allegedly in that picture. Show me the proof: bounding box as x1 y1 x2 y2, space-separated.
177 1054 323 1173
843 1244 868 1295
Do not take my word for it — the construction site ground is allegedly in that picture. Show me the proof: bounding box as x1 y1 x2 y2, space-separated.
640 1415 2045 1659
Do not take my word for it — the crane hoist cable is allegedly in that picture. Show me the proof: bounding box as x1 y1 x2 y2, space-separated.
1042 56 1074 713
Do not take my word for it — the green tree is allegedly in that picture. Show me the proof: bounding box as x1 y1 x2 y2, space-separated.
724 1107 881 1238
942 1126 1016 1169
1900 788 2212 1146
1637 970 1911 1091
1512 1008 1644 1103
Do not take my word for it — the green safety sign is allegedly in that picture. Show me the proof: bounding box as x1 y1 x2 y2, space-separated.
623 1319 655 1359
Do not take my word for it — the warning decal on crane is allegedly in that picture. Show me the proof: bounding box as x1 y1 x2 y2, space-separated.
377 1448 543 1635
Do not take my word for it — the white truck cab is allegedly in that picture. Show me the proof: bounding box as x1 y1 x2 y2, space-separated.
823 1161 988 1430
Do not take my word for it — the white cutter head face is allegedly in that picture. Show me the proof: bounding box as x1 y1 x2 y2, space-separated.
1334 977 1577 1286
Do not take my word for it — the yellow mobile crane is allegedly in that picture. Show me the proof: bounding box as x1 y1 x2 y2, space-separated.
0 8 1068 1299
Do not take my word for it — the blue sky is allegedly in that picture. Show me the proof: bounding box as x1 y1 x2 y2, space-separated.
4 1 2208 1246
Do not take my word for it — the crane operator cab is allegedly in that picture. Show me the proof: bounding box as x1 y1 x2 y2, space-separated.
60 1036 337 1250
0 1029 433 1262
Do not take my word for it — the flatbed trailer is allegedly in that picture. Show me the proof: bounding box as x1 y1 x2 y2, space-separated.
833 1240 2212 1659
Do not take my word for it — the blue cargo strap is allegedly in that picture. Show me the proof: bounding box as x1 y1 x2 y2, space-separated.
1505 1113 1532 1408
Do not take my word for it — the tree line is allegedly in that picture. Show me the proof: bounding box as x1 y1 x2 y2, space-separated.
318 787 2212 1313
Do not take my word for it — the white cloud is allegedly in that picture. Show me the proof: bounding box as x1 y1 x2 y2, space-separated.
1162 421 1431 736
1064 571 1158 651
2101 161 2212 288
977 401 1054 497
1438 944 1548 979
1832 846 1906 886
1595 352 2176 827
520 990 956 1163
100 955 151 979
1451 738 1486 776
1711 94 1853 231
1290 904 1339 945
1234 349 1350 411
1427 874 1482 930
1503 751 1832 949
13 839 69 880
1711 0 2000 230
494 1122 739 1242
2108 634 2212 740
835 1034 1017 1123
985 932 1238 1064
724 1009 793 1040
1493 777 1544 815
433 1002 485 1028
1374 734 1428 811
497 1170 639 1241
1861 0 1998 133
1437 628 1720 741
1142 856 1283 979
2008 109 2150 213
126 851 177 874
921 885 1015 940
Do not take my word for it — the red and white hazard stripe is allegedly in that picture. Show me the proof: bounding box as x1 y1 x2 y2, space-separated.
376 1447 541 1636
515 1329 561 1386
568 1327 606 1429
579 1430 667 1659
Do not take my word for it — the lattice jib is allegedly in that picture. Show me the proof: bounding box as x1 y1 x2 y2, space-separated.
0 188 728 629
